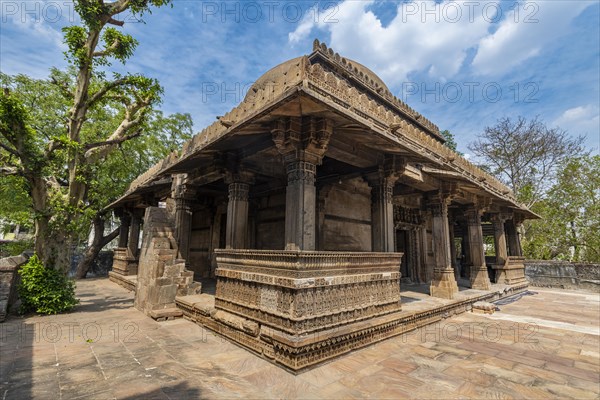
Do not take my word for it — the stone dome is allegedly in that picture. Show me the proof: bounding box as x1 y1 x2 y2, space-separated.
244 56 390 102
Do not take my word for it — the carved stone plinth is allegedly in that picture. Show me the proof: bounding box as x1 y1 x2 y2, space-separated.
430 268 459 299
110 247 138 276
212 249 402 369
495 256 528 285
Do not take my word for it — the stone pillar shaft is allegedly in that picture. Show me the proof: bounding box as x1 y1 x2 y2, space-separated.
448 221 459 280
284 161 316 251
226 182 250 249
118 213 131 249
492 216 508 266
370 178 395 252
128 213 142 259
429 198 459 299
506 219 522 257
462 232 471 279
175 197 193 260
466 208 491 290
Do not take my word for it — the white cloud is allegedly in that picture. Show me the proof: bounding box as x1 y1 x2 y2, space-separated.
288 0 493 84
553 105 600 141
287 0 593 84
472 1 591 76
288 5 323 45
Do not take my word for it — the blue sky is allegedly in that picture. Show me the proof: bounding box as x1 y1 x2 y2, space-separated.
1 0 599 156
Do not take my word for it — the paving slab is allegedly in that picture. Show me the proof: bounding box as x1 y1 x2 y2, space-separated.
0 278 598 399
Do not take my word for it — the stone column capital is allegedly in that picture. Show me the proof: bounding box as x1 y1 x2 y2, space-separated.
272 116 333 165
490 212 511 227
227 182 250 202
426 191 452 218
465 206 484 225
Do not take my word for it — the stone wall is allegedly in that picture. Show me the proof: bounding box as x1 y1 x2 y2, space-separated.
321 179 372 252
255 192 286 250
0 254 28 322
525 260 600 292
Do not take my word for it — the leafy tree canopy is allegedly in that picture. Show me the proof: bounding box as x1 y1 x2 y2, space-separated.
0 0 178 273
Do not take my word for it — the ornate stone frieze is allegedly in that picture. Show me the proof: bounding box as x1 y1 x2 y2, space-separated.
214 249 403 335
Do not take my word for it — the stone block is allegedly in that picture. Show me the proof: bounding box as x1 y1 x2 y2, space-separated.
158 284 178 305
472 301 496 314
164 264 182 278
149 308 183 321
156 277 173 286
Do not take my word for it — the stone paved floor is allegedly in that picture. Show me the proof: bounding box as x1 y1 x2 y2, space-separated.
0 280 598 399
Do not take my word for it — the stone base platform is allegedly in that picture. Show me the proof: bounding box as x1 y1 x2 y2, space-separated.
108 271 137 292
176 280 529 373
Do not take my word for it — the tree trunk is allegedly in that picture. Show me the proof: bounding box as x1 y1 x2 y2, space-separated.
75 216 119 279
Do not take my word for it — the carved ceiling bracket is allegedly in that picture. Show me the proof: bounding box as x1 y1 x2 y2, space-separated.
271 116 333 165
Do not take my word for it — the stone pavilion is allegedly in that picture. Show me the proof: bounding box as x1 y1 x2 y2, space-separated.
108 40 536 372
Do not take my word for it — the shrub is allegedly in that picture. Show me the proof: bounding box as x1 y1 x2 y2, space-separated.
0 239 33 257
18 254 79 314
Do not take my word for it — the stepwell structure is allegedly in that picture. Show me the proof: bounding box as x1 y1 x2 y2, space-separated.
108 40 536 372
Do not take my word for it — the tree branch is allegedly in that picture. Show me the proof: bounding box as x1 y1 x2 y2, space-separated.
0 166 23 176
0 141 20 158
107 17 125 26
50 76 74 99
88 77 129 106
92 39 120 58
101 226 120 247
84 128 142 151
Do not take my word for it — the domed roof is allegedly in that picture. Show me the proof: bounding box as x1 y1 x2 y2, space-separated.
244 55 389 102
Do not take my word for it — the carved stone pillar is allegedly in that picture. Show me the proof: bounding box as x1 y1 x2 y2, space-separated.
174 193 194 261
272 117 332 251
448 218 459 281
461 231 471 279
369 176 396 252
284 161 317 250
492 214 509 267
418 226 430 282
465 207 491 290
128 211 142 260
117 212 131 249
428 195 459 299
506 218 523 257
225 180 250 249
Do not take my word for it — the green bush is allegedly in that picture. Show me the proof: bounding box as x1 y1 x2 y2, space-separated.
18 254 78 314
0 239 33 257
